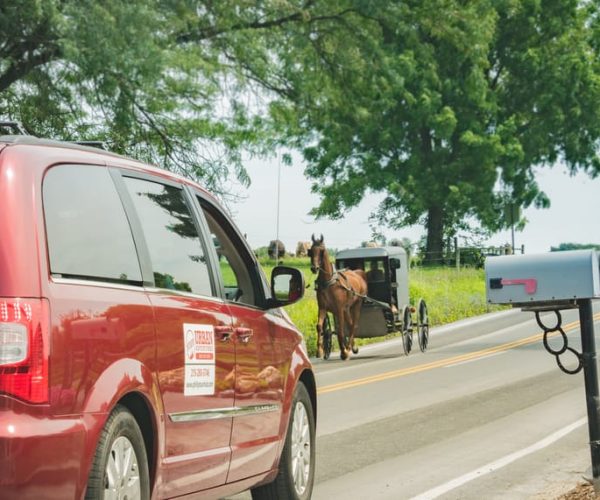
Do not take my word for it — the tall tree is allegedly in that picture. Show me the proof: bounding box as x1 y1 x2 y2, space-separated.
0 0 281 196
221 0 600 263
0 1 366 198
4 0 600 254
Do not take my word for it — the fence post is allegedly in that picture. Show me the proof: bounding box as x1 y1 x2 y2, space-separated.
454 237 460 270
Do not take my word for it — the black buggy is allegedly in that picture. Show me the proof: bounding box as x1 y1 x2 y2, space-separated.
319 246 429 359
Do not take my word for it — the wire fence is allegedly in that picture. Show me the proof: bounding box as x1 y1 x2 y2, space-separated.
412 242 525 269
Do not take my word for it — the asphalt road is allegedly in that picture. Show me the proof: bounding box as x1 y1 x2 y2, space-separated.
231 305 600 499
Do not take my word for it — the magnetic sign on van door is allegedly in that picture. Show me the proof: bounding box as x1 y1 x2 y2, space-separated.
183 324 216 396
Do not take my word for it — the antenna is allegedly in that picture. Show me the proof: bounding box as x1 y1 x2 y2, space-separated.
275 154 282 260
68 141 106 150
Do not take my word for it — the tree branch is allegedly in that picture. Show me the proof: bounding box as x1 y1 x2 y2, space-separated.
0 14 61 93
0 42 60 93
176 4 358 43
489 63 504 90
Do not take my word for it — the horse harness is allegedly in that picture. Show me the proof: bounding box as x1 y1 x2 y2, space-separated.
315 269 368 299
310 242 368 299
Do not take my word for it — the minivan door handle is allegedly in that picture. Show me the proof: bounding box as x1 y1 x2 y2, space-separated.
235 327 253 344
215 325 234 342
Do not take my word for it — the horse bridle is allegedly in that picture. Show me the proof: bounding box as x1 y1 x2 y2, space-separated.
309 244 329 274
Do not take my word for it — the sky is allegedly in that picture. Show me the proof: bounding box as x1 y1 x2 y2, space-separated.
229 155 600 255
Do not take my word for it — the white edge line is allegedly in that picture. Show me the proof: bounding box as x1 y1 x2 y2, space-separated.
410 417 587 500
430 308 521 336
362 309 522 352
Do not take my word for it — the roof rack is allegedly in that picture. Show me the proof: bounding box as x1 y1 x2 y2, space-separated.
0 122 106 150
0 121 29 135
0 135 128 161
68 141 106 150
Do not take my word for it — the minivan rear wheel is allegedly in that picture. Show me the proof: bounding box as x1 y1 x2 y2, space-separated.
251 382 315 500
85 404 150 500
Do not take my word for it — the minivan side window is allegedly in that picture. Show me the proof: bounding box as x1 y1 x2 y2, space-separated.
124 177 212 295
44 164 142 284
199 198 260 306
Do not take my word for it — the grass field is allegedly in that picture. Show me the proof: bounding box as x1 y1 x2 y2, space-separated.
259 256 503 357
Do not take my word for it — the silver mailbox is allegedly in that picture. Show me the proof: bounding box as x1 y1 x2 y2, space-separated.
485 250 600 305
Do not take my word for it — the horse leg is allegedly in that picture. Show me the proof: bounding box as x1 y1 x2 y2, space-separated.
316 307 327 358
335 306 349 360
342 307 356 354
349 300 362 354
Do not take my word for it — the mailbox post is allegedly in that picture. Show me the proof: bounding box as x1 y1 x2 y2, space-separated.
579 299 600 484
485 250 600 492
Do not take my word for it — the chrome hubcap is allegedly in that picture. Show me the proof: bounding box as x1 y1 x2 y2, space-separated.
291 401 311 495
104 436 141 500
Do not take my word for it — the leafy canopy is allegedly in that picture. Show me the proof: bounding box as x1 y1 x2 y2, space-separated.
3 0 600 257
226 0 600 260
0 0 283 196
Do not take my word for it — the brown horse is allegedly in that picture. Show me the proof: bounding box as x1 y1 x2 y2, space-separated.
308 234 368 360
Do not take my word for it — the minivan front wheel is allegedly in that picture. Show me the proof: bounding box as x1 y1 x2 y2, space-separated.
85 405 150 500
252 382 315 500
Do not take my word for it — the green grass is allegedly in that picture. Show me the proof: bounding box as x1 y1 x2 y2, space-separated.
408 267 503 326
259 257 504 357
260 256 319 350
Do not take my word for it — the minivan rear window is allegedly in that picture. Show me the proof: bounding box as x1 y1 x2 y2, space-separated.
43 165 143 284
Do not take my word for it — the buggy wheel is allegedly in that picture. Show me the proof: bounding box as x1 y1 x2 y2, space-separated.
401 306 413 355
323 315 333 360
418 299 429 353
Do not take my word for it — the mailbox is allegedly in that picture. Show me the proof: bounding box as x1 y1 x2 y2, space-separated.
485 250 600 306
486 249 600 488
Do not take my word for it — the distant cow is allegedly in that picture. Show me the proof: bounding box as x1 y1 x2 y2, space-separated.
268 240 286 259
296 241 311 257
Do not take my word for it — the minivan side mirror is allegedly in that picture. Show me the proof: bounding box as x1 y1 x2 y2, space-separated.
267 266 305 308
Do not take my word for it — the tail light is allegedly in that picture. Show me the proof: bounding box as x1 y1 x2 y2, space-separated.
0 298 49 403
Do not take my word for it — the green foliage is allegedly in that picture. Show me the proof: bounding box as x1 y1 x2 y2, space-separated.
0 0 279 197
254 247 270 259
219 261 237 288
456 248 485 269
237 0 600 263
551 242 600 252
4 0 600 255
408 267 500 326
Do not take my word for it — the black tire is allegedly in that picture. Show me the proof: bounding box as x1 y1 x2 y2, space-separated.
418 299 430 353
401 306 413 355
85 404 150 500
323 315 333 360
252 383 316 500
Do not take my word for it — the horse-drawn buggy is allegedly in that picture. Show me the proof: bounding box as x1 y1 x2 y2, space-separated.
308 235 429 360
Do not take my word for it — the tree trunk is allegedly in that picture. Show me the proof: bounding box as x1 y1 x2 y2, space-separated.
424 206 444 266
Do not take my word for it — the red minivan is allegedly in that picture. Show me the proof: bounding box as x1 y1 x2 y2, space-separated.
0 136 316 499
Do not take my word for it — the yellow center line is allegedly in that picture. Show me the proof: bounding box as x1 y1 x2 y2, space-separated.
317 312 600 395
